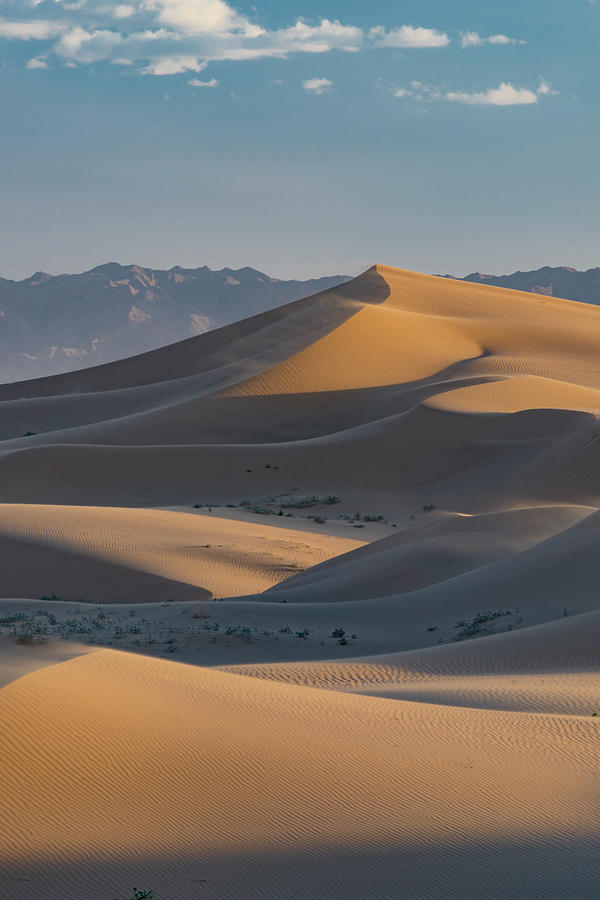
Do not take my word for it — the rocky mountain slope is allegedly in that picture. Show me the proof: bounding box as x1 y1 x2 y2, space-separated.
0 263 347 384
447 265 600 304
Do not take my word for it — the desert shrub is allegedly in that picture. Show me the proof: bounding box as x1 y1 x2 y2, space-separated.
39 592 63 602
281 495 339 510
0 612 27 626
331 627 345 638
278 626 292 634
313 516 326 524
14 622 48 645
115 890 155 900
295 628 312 639
190 602 211 619
453 609 513 641
422 504 435 512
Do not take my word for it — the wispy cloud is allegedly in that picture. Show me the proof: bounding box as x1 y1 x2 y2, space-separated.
370 25 449 48
537 77 559 96
391 77 558 107
188 76 219 87
0 18 64 40
446 82 538 105
113 5 136 19
302 77 332 94
460 31 526 48
26 56 48 68
47 15 363 72
0 3 546 86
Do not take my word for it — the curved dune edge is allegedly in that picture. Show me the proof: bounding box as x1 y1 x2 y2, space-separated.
221 611 600 716
1 266 600 898
0 504 363 602
1 648 599 900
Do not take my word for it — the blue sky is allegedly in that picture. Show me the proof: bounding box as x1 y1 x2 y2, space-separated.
0 0 598 279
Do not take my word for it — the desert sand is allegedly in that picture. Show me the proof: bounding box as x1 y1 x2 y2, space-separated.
1 266 599 899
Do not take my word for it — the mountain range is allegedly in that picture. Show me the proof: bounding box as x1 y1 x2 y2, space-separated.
447 265 600 304
0 263 347 383
2 262 599 384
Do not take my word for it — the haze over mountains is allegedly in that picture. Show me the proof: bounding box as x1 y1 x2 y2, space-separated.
0 263 347 383
448 265 600 303
3 262 600 385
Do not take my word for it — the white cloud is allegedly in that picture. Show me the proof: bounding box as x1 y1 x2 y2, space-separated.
45 12 361 72
302 76 332 94
270 19 361 54
537 77 558 96
188 75 218 86
113 5 135 18
143 55 206 74
26 56 48 68
0 18 64 39
446 82 538 106
142 0 258 36
371 25 449 48
391 81 441 101
461 31 525 48
392 77 557 108
488 34 515 44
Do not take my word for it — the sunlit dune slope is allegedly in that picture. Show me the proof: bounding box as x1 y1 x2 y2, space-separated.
224 610 600 715
0 266 389 401
0 505 362 602
0 265 599 516
1 649 599 900
265 505 590 602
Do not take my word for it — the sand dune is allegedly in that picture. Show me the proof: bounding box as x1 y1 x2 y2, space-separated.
224 610 600 715
0 504 362 602
1 649 599 900
1 265 600 898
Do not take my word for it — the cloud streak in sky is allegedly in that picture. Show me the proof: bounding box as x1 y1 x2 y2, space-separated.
460 32 525 48
302 76 332 94
0 2 539 83
370 25 450 48
391 77 558 107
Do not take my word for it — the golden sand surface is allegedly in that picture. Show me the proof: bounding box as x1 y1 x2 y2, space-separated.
1 266 599 898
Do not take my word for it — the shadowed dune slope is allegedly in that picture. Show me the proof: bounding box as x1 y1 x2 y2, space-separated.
224 611 600 715
0 265 599 516
2 265 600 898
0 505 362 602
1 649 599 900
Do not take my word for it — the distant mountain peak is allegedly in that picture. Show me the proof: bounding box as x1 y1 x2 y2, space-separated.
443 264 600 307
0 262 349 384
